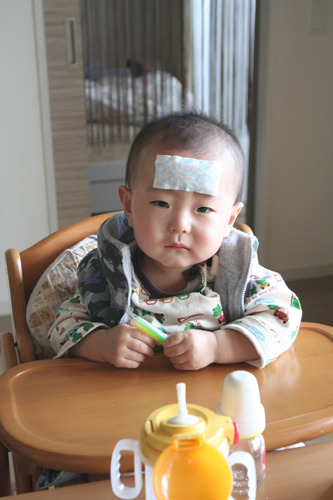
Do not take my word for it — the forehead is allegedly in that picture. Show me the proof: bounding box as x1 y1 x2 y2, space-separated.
133 145 236 201
137 141 236 182
153 154 222 196
137 139 229 173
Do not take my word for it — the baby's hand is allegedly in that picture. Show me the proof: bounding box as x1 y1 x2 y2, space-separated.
70 322 155 369
163 330 217 370
104 322 156 368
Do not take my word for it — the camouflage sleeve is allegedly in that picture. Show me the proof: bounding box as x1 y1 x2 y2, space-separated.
48 289 108 358
223 262 302 367
77 246 129 327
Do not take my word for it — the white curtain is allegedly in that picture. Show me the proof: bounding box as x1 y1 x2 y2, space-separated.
186 0 256 202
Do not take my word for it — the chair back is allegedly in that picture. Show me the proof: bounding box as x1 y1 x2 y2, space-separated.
5 212 116 364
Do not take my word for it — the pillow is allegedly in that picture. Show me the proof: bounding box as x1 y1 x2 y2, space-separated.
26 236 98 359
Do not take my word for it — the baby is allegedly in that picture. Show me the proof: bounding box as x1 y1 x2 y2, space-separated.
49 112 302 369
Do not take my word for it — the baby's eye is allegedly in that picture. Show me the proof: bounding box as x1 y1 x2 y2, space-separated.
197 206 213 213
152 200 169 208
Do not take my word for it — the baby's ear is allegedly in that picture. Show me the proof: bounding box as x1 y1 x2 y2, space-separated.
118 185 133 227
224 202 244 237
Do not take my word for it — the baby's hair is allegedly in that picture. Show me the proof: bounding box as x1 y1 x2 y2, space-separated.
125 111 245 203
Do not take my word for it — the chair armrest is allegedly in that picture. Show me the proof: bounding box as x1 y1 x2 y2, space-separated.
0 332 18 374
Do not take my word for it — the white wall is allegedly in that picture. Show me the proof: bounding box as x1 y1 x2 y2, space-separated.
254 0 333 279
0 0 56 315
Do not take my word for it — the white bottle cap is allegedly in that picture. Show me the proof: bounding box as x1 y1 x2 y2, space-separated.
216 371 265 438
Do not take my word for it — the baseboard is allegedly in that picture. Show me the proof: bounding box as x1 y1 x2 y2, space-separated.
277 263 333 282
0 299 11 317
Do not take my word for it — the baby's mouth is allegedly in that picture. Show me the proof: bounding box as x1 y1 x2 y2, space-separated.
166 242 188 250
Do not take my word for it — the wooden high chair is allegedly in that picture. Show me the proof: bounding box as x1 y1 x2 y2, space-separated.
2 217 331 495
0 216 252 495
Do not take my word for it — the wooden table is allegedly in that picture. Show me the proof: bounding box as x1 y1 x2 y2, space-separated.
1 441 332 499
0 322 332 475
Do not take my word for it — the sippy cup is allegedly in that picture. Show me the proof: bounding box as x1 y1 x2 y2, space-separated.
111 381 256 500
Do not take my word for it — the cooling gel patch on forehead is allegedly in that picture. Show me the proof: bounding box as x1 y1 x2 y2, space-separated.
153 155 222 196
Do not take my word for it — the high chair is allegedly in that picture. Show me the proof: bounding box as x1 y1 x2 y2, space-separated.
1 216 332 495
0 216 252 495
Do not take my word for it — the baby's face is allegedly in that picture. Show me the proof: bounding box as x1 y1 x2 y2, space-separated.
121 143 243 275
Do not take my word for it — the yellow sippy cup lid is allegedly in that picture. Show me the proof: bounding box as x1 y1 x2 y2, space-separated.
139 383 238 466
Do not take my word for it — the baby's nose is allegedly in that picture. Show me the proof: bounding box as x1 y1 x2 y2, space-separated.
168 211 191 233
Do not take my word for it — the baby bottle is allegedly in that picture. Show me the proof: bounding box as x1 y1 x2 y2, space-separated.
217 370 266 493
